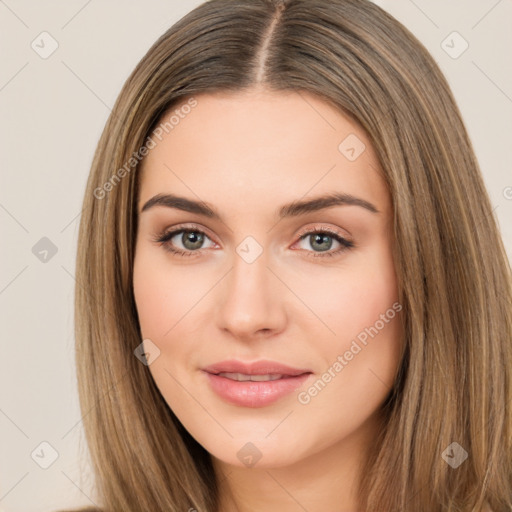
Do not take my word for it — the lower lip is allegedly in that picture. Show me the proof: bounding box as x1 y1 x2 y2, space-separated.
203 371 312 408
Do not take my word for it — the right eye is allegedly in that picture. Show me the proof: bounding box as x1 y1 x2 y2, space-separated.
154 226 217 257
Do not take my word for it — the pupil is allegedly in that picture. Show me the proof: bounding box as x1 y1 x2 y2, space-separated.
183 231 204 250
311 234 332 252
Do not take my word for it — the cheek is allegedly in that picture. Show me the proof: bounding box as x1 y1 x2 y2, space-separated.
132 250 200 407
291 244 399 344
292 240 402 393
294 265 402 438
132 272 169 340
133 247 221 386
133 249 206 339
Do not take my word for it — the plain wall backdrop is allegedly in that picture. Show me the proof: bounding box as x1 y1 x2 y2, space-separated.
0 1 511 510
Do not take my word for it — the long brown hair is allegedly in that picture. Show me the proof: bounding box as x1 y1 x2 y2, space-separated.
70 0 512 510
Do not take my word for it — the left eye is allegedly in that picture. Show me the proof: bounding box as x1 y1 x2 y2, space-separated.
294 231 353 256
154 227 354 258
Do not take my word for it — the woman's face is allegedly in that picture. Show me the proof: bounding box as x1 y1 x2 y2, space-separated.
133 88 402 471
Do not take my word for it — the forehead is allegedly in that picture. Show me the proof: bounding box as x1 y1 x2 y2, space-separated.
138 89 389 217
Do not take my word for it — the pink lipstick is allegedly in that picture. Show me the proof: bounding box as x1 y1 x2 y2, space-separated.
202 360 312 408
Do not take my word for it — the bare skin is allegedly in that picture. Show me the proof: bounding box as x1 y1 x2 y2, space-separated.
133 87 403 512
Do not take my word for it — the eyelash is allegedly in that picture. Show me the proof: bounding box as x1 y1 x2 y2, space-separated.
152 223 355 259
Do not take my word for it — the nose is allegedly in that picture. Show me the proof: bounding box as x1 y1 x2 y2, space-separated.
215 244 286 341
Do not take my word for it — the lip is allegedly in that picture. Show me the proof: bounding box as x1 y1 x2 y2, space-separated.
202 359 311 376
202 359 313 408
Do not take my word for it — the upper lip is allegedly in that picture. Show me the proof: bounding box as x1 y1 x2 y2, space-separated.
202 359 312 377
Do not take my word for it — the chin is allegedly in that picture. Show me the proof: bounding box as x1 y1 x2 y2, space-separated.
204 433 310 470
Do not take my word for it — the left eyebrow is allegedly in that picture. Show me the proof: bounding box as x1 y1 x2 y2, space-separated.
140 191 379 220
279 192 379 217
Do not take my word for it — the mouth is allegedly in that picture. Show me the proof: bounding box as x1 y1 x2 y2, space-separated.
201 360 313 407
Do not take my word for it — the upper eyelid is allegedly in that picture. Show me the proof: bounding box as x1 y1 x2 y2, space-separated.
295 224 349 239
161 223 218 244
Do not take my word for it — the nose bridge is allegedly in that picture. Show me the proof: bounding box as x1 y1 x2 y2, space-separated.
216 237 283 336
232 241 268 293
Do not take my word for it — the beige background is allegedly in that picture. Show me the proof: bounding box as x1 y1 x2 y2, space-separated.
0 1 511 510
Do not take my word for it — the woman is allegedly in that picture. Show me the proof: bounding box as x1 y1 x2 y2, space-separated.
67 0 512 510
